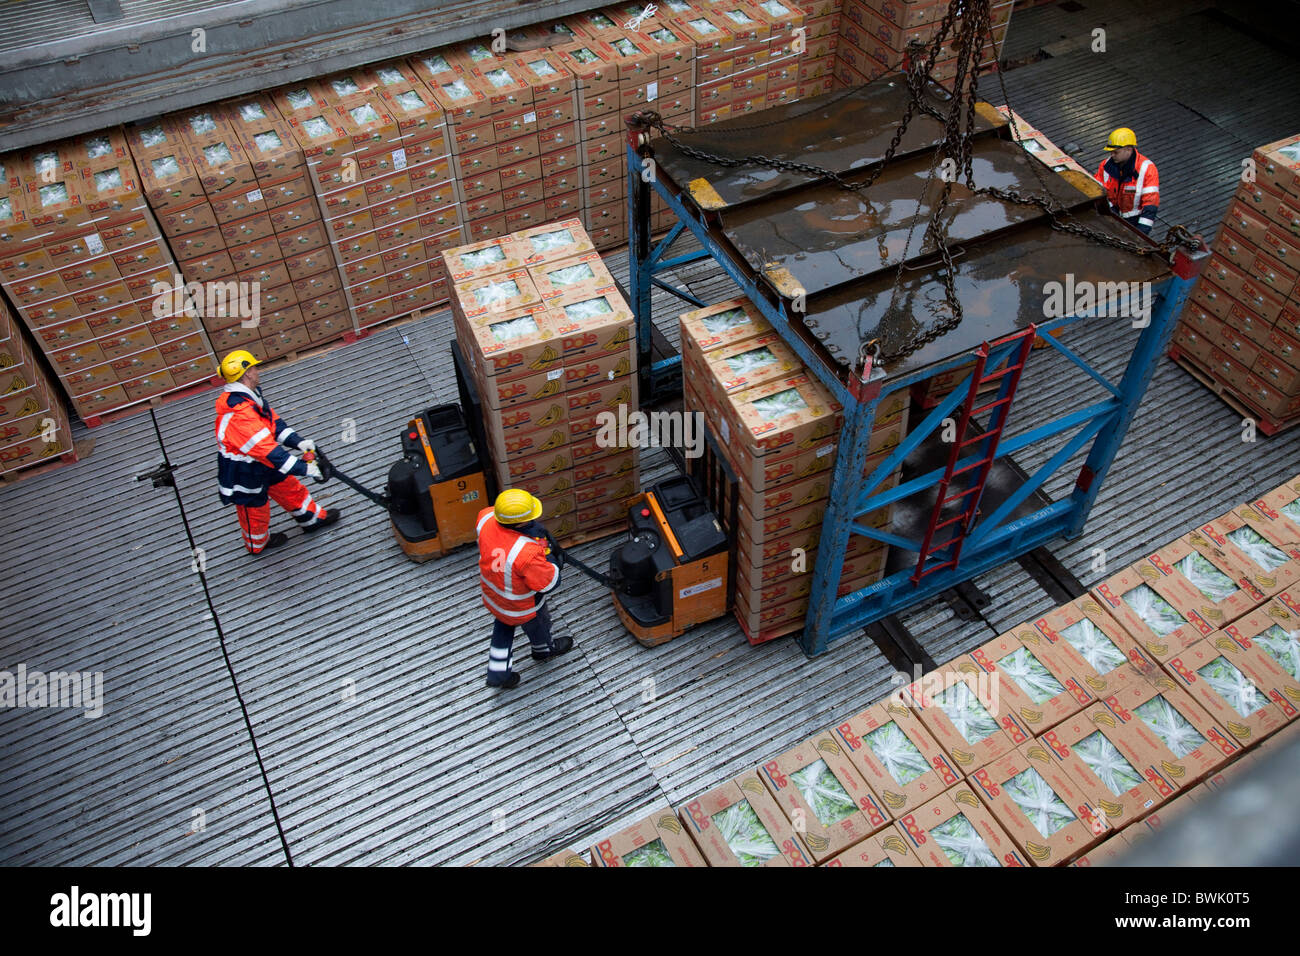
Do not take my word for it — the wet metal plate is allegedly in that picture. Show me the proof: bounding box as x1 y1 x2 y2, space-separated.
649 80 1001 208
802 214 1170 375
720 136 1093 299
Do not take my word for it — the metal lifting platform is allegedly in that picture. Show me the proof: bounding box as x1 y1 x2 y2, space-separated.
623 76 1207 657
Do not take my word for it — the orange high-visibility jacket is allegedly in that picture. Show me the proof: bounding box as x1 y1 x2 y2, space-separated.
1094 150 1160 230
215 383 308 506
476 508 560 624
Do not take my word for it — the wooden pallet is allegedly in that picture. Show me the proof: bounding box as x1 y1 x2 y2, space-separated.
551 517 626 551
734 609 803 647
1168 345 1300 437
81 376 224 428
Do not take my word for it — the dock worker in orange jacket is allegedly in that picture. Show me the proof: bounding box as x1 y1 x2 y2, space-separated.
215 349 341 554
477 489 573 690
1095 127 1160 235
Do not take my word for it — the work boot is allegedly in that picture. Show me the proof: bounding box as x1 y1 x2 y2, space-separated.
532 634 574 662
251 532 289 555
302 509 342 534
487 671 522 690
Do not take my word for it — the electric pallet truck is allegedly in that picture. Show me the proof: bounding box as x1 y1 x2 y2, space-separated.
312 403 490 562
314 411 733 646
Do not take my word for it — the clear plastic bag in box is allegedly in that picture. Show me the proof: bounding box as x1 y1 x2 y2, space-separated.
1278 143 1300 162
1176 551 1238 603
529 228 575 253
238 103 267 122
996 646 1066 705
285 88 314 110
395 91 425 111
700 307 750 335
724 8 755 24
150 155 180 178
473 279 521 307
188 112 218 135
33 151 58 175
350 104 381 125
330 77 361 97
1282 496 1300 525
790 759 856 827
1122 583 1187 637
931 813 998 867
38 182 69 207
460 245 506 270
139 125 167 148
1073 730 1143 795
711 800 779 867
302 117 332 139
650 28 679 43
489 315 539 343
1133 695 1206 759
563 297 614 321
203 143 234 167
484 68 514 88
0 198 10 221
465 43 493 62
864 721 928 786
1228 526 1289 571
84 135 113 159
376 67 405 86
1196 656 1266 717
527 59 558 77
1258 624 1300 681
422 54 451 73
689 17 720 33
622 838 674 867
725 346 778 377
934 682 1000 745
1059 617 1127 673
548 264 596 287
1002 768 1077 837
570 47 600 64
875 858 895 868
761 0 792 15
441 79 473 100
94 168 123 191
611 38 638 56
749 387 809 422
254 131 283 152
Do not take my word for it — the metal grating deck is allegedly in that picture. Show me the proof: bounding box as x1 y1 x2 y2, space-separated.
2 2 1300 864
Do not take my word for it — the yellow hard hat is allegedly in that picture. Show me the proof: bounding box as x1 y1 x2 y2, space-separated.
220 349 261 382
1104 127 1137 151
494 488 543 524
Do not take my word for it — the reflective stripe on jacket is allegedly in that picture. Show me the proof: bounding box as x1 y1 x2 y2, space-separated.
1095 150 1160 229
215 383 306 506
476 508 560 624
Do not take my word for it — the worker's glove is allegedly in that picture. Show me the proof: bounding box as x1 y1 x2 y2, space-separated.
306 462 324 482
298 438 317 453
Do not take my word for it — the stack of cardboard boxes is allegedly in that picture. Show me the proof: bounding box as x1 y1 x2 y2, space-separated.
535 472 1300 867
679 297 908 644
1 130 219 424
834 0 1014 90
1173 132 1300 434
0 295 75 476
274 64 459 335
129 100 351 365
446 220 639 544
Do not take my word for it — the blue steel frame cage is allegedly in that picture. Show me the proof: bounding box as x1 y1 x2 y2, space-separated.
625 139 1208 657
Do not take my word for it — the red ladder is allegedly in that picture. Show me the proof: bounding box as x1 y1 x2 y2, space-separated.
911 326 1038 585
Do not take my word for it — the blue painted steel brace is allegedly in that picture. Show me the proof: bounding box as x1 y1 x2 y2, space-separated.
623 138 1208 656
